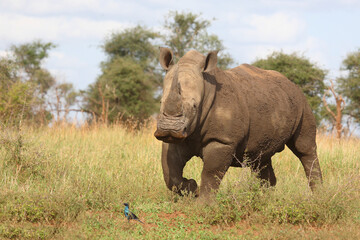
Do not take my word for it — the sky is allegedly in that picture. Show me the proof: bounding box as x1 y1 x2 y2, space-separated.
1 0 360 91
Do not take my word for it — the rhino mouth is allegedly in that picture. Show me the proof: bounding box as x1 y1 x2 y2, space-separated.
154 116 188 143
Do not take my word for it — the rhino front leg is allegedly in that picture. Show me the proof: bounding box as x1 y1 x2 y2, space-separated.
250 158 277 187
161 142 198 196
200 142 233 198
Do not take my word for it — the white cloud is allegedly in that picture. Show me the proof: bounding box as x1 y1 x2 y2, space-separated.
1 0 112 14
0 0 157 19
47 51 88 69
258 0 311 9
296 37 328 66
257 0 360 11
48 51 66 61
230 12 305 44
0 14 131 42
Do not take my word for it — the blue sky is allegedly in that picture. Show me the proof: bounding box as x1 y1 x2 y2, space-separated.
1 0 360 91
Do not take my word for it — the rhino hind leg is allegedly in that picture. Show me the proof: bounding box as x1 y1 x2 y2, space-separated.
287 141 322 190
286 123 323 190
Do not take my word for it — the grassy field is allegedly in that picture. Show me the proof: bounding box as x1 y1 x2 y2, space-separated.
0 124 360 239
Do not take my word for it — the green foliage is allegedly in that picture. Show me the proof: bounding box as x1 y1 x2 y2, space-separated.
11 40 56 93
252 52 326 124
1 81 34 117
85 57 157 123
0 59 36 125
0 57 18 81
338 49 360 123
103 26 159 65
163 11 235 69
55 82 78 107
102 25 161 87
31 68 55 94
163 11 211 58
11 41 55 74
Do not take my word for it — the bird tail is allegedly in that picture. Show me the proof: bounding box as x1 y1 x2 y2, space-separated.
136 219 144 224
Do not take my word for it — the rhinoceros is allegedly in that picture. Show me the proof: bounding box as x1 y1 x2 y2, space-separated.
154 47 322 198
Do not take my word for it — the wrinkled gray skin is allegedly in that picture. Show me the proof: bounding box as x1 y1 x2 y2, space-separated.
154 47 322 198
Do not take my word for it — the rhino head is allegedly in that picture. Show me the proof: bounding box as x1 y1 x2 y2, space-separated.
154 47 218 143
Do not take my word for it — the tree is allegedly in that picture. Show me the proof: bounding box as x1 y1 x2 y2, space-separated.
103 26 158 64
84 26 160 123
252 52 326 124
85 57 156 123
11 41 56 93
49 82 79 123
163 11 235 69
337 49 360 124
0 58 35 125
322 80 345 139
9 41 57 125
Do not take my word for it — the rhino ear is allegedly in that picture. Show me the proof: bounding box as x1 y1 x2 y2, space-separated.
203 50 219 72
159 47 174 70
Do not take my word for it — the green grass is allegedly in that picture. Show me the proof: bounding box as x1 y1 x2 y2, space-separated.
1 124 360 239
